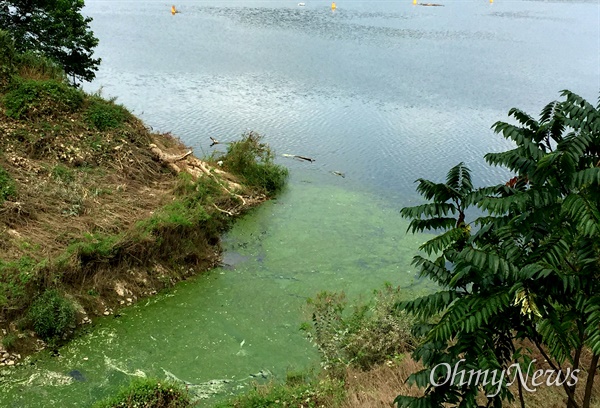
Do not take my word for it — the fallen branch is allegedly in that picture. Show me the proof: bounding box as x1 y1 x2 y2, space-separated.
212 203 236 216
210 136 234 147
149 144 192 162
150 143 247 206
282 153 315 163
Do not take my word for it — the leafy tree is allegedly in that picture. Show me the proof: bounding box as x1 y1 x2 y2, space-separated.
0 0 100 83
397 91 600 408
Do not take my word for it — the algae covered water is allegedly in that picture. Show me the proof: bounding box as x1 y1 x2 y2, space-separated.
0 177 435 407
1 0 598 406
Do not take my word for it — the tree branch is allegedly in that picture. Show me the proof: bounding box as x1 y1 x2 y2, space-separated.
534 339 579 408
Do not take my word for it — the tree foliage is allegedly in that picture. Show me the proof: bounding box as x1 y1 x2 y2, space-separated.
0 0 100 83
398 91 600 408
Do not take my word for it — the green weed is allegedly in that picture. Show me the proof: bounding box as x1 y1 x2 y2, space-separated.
68 233 122 264
173 172 197 197
0 166 16 204
215 374 345 408
139 200 210 233
1 332 18 351
51 164 75 183
92 378 194 408
26 289 76 342
85 96 130 131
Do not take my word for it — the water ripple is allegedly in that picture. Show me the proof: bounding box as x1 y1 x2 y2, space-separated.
196 6 499 43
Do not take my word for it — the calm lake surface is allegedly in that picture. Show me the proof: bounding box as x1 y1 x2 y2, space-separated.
1 0 598 406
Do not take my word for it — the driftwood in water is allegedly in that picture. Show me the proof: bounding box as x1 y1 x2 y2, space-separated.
209 136 236 147
419 3 444 6
282 153 315 163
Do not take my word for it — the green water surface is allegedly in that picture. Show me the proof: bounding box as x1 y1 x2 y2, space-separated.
0 177 434 407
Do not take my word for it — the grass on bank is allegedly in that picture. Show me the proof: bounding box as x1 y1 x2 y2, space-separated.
0 36 288 352
92 378 195 408
214 371 346 408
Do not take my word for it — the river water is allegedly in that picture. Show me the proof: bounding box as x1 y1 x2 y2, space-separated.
1 0 598 406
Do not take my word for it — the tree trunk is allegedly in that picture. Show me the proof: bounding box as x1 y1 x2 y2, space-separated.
582 353 599 408
517 371 525 408
568 346 583 408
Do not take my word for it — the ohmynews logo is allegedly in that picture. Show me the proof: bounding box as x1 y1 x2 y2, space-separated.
430 359 580 397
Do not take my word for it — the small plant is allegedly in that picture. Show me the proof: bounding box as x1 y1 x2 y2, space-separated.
92 378 194 408
26 289 76 342
219 131 288 194
0 166 16 205
51 164 75 183
1 332 18 351
85 96 130 131
173 172 197 197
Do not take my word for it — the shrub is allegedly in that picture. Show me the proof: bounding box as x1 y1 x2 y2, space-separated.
85 96 130 131
219 131 288 194
92 378 194 408
3 78 84 119
0 166 16 205
26 289 76 342
302 284 418 376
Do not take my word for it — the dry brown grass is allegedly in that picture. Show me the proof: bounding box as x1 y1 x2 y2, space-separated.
0 114 174 263
342 357 423 408
501 340 600 408
0 89 273 355
340 344 600 408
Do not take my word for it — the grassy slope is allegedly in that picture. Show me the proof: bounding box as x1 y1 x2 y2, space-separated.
0 60 287 358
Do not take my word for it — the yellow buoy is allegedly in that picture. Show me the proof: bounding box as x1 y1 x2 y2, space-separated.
413 0 417 4
171 5 177 14
331 2 336 10
489 0 493 3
